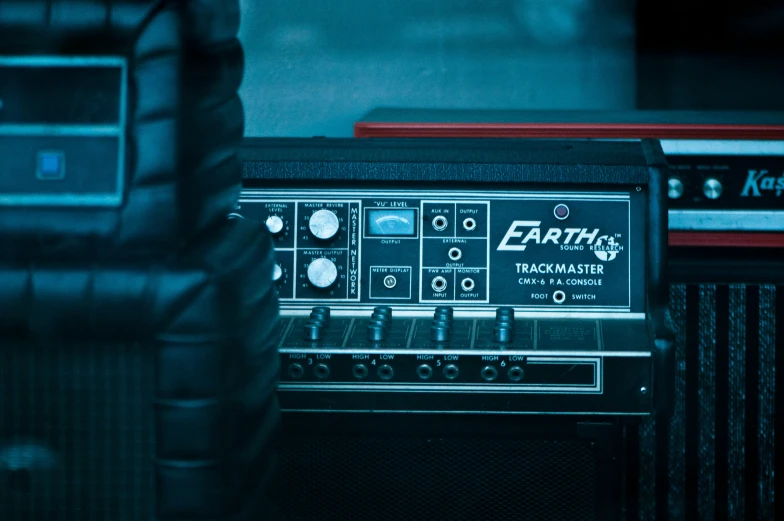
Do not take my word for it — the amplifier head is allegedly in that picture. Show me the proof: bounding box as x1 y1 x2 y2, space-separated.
353 108 784 248
240 137 673 416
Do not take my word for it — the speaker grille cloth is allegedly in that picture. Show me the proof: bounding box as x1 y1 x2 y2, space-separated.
275 434 599 521
0 342 155 521
638 284 779 521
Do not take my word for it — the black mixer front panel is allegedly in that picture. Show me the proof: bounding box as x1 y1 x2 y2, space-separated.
239 189 646 313
270 306 653 415
243 187 654 415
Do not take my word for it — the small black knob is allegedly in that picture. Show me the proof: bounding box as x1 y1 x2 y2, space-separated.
493 325 514 344
370 312 390 324
367 324 386 342
496 307 515 321
430 323 451 343
495 319 515 330
304 322 323 341
434 310 454 322
435 306 453 318
373 307 392 319
310 306 331 324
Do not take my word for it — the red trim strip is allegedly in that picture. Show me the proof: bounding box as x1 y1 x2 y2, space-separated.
354 122 784 140
668 232 784 248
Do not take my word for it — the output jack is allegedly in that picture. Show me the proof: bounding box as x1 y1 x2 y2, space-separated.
460 278 475 292
507 366 525 382
416 364 433 380
481 366 498 382
431 276 448 293
443 364 459 380
553 290 566 304
432 215 448 231
314 363 330 380
377 364 394 381
448 247 462 261
288 363 304 380
462 218 477 231
352 364 369 380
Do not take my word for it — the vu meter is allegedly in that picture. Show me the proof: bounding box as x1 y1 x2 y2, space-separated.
366 209 417 237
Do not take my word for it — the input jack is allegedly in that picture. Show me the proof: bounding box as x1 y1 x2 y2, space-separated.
314 363 330 380
448 247 462 261
416 364 433 380
352 364 369 380
432 215 448 231
508 366 525 382
378 364 394 381
288 363 304 380
443 364 459 380
460 278 475 292
431 276 448 293
481 366 498 382
553 290 566 304
462 218 477 231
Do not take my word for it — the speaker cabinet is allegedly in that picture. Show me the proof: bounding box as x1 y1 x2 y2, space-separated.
273 280 780 521
0 342 155 520
638 283 781 521
0 220 280 521
275 414 624 521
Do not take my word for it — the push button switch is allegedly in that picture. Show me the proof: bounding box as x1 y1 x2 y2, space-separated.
36 151 65 180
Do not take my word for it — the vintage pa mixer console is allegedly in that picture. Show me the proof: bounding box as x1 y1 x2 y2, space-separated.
239 138 674 415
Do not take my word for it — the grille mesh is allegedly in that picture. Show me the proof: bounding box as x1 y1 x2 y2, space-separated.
638 284 780 521
0 342 155 521
275 434 599 521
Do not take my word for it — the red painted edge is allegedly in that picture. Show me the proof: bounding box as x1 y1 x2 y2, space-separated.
668 232 784 248
354 122 784 140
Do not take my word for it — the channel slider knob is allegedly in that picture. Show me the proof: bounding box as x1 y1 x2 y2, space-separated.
308 209 340 240
307 258 338 289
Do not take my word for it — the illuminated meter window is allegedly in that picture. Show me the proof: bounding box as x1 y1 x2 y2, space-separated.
366 209 417 237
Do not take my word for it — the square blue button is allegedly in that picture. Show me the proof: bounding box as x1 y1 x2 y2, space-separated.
36 151 65 180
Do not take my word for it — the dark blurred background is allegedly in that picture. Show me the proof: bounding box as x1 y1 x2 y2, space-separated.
238 0 784 137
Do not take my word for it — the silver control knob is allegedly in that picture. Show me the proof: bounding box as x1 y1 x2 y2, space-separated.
272 264 283 282
667 177 684 199
703 178 723 200
265 215 284 235
308 209 340 240
307 258 338 289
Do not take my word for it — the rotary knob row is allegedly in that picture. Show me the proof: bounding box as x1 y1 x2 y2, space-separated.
303 306 331 341
667 177 723 200
430 306 454 343
265 209 341 240
493 307 515 344
367 307 393 342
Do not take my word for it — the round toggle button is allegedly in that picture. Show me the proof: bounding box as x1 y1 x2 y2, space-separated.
553 204 569 220
265 215 284 235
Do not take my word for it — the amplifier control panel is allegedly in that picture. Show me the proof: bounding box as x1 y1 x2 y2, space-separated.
238 188 646 314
